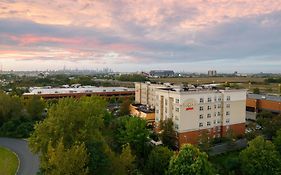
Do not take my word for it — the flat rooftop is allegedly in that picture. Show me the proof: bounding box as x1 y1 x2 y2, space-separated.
247 93 281 102
24 86 135 95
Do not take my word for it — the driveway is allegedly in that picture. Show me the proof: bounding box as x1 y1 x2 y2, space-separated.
0 137 39 175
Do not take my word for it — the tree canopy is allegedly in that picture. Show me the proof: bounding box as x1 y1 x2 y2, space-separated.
239 136 281 175
167 144 214 175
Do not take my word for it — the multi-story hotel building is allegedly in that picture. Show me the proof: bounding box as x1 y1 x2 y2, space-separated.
135 82 176 108
134 82 246 146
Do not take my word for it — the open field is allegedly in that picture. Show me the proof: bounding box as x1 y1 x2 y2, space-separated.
150 77 281 94
150 76 266 84
0 147 18 175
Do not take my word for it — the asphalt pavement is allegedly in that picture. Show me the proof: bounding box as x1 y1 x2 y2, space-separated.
0 137 39 175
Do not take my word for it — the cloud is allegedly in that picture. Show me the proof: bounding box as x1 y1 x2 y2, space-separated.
0 0 281 72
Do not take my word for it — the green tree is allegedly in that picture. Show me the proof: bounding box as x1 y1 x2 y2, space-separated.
159 119 177 150
198 130 212 152
119 98 131 116
273 129 281 154
253 87 260 94
257 111 281 139
144 146 173 175
44 138 89 175
25 96 45 120
167 144 214 175
28 96 113 174
240 136 281 175
119 144 136 174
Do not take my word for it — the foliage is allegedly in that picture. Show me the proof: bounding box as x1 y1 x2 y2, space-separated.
0 92 45 138
239 136 281 175
119 144 136 174
25 96 46 120
256 111 281 139
159 119 178 150
253 87 260 94
116 74 148 82
111 116 150 157
265 77 281 83
198 130 212 152
273 129 281 154
210 150 241 175
119 98 131 116
144 146 173 175
44 139 89 175
28 96 114 174
167 144 214 175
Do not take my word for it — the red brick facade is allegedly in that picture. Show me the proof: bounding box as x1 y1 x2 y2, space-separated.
178 123 245 146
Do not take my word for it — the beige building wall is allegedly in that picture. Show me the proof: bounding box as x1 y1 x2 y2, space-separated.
155 89 246 135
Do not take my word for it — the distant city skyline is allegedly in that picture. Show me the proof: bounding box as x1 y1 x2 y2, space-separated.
0 0 281 73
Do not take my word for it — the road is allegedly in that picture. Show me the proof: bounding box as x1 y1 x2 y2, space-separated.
209 138 248 156
0 137 39 175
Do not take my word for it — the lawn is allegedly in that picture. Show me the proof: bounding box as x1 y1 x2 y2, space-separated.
0 147 19 175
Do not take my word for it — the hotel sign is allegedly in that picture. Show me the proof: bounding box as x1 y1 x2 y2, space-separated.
184 99 195 111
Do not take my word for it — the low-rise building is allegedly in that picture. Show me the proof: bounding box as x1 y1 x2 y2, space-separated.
23 86 135 100
246 94 281 114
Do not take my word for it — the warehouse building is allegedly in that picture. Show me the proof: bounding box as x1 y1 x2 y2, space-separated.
23 86 135 99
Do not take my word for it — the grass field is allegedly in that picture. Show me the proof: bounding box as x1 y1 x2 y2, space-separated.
0 147 19 175
150 76 265 84
150 77 281 94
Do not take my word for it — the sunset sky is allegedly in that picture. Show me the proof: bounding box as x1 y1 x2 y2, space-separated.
0 0 281 72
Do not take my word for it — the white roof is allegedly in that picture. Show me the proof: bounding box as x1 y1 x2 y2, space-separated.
24 86 135 95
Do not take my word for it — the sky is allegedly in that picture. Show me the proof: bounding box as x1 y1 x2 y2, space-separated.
0 0 281 73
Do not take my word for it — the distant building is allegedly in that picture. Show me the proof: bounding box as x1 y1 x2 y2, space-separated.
208 70 217 76
150 70 174 77
246 94 281 114
23 86 135 100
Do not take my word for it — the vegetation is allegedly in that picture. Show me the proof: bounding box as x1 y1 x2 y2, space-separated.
0 93 45 138
144 146 173 175
167 144 214 175
116 74 148 82
256 111 281 139
0 147 19 175
239 136 281 175
159 119 178 150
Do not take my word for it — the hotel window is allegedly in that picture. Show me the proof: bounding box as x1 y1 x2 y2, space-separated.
199 114 203 119
207 113 211 118
214 105 216 109
217 112 221 116
208 97 212 102
218 104 221 108
207 106 211 110
200 98 204 103
213 120 216 124
214 112 217 117
218 97 222 101
207 121 211 126
175 99 180 103
227 96 231 101
214 97 217 101
165 107 167 113
226 104 230 108
199 106 204 111
226 111 230 116
165 99 167 105
156 110 159 113
175 107 180 112
226 118 230 123
217 119 220 124
199 123 203 127
175 124 179 129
